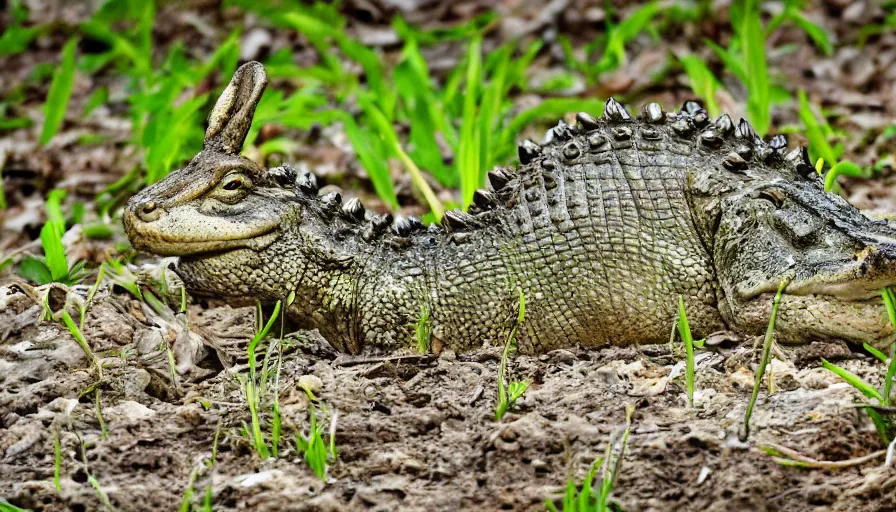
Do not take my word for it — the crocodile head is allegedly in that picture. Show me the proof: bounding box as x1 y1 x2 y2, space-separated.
690 139 896 347
123 62 353 305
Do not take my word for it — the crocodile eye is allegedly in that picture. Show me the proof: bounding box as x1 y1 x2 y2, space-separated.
223 178 243 190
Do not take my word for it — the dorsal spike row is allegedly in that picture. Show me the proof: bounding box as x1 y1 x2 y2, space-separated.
518 140 541 165
735 118 757 144
392 216 424 237
682 100 703 116
641 102 665 123
769 134 788 151
575 112 600 131
488 168 512 191
268 165 298 188
604 97 631 121
670 116 694 136
545 120 579 143
472 189 498 211
320 191 342 212
714 114 734 135
342 197 365 222
794 146 815 177
699 129 723 148
442 210 477 232
296 168 318 195
371 213 393 232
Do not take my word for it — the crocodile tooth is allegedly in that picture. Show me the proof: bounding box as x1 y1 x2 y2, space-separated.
342 197 365 221
488 169 511 191
722 152 749 170
442 210 475 232
472 189 498 210
575 112 600 130
642 102 665 123
735 118 757 143
562 142 581 161
682 100 703 116
297 169 318 195
714 114 734 135
518 140 541 165
320 191 342 210
769 134 788 151
604 97 631 121
699 129 723 147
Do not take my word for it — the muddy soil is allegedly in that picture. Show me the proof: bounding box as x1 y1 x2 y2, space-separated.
1 282 895 512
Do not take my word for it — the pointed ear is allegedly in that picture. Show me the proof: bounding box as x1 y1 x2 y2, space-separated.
204 61 268 154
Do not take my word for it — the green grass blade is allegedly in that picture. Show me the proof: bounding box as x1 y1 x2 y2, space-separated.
705 39 747 84
340 114 399 211
742 278 788 440
458 37 483 207
822 359 885 402
677 296 696 407
40 222 68 283
741 0 770 136
362 98 445 220
797 89 838 168
678 55 722 117
53 425 62 493
824 161 866 193
864 342 889 364
40 38 78 145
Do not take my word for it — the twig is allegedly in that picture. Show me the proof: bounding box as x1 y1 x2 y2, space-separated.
764 442 887 469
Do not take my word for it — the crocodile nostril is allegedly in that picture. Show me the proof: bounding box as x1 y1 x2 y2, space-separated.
136 200 160 222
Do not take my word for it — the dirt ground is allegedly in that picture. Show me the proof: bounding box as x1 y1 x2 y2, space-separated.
3 0 896 510
1 284 895 511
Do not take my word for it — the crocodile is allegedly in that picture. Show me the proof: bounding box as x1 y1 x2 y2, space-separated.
123 61 896 354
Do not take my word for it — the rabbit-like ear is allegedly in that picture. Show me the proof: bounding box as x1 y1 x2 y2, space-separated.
204 61 268 154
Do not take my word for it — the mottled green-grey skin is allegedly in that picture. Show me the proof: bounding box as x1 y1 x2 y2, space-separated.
124 62 896 354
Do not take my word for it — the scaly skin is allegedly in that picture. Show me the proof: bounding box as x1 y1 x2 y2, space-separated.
124 62 896 354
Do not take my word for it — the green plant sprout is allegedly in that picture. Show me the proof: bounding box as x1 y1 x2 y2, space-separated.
545 404 635 512
496 288 530 421
741 277 790 441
